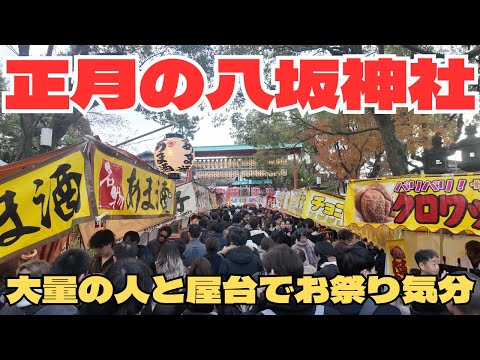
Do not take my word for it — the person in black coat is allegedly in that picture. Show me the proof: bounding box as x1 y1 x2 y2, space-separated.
255 244 340 315
203 237 222 275
218 226 263 280
324 246 402 315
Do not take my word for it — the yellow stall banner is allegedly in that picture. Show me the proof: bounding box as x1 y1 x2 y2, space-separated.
302 190 344 230
344 174 480 236
93 147 176 217
0 149 90 261
272 191 285 210
282 189 307 218
209 191 219 210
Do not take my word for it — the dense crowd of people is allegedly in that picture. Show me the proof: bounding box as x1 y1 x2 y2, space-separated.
1 205 479 315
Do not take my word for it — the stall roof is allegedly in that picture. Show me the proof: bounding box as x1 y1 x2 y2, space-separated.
193 144 302 157
230 179 273 186
0 141 151 179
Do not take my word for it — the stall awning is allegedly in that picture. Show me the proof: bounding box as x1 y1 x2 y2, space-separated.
231 179 273 186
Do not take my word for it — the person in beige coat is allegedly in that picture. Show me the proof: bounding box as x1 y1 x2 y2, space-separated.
291 229 318 268
296 249 317 274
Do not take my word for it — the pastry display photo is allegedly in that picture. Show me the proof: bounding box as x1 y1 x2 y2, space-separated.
354 183 395 223
389 245 406 260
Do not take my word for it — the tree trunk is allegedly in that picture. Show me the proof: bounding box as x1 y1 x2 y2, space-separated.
18 45 30 56
14 45 96 159
50 110 92 149
350 45 363 54
15 45 37 160
367 151 384 178
373 112 409 175
71 45 91 55
16 113 38 160
452 114 464 143
49 46 93 148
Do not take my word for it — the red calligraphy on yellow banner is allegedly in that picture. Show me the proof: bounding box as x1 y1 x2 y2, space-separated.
386 239 410 281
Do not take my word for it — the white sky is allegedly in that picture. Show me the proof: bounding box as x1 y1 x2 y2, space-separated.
0 45 235 153
100 109 235 154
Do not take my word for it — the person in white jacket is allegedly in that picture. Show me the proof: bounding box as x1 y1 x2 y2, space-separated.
249 217 269 246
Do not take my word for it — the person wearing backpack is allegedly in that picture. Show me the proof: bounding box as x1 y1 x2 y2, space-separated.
323 246 402 315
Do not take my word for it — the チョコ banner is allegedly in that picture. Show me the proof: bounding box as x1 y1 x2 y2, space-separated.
0 148 90 262
344 174 480 236
302 190 344 230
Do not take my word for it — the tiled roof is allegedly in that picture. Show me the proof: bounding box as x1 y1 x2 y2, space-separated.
193 144 302 152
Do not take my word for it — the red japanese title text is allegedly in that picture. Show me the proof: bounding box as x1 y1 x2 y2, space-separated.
1 55 478 115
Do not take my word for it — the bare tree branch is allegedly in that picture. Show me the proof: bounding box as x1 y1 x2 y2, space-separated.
401 45 480 59
407 159 422 174
290 112 379 136
274 45 321 53
467 46 480 59
400 45 434 55
70 45 91 55
18 45 30 56
367 151 384 178
114 45 127 55
411 154 423 162
451 113 464 144
6 45 19 55
269 45 362 56
334 142 351 174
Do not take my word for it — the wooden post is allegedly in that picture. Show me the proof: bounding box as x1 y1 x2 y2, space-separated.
439 230 445 264
293 153 298 190
186 167 193 182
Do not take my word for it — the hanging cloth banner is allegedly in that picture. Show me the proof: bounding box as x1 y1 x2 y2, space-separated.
193 183 212 213
209 191 219 210
344 173 480 236
385 238 411 281
175 182 197 214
